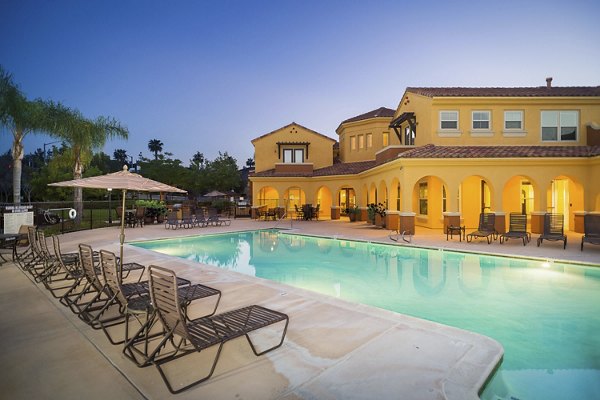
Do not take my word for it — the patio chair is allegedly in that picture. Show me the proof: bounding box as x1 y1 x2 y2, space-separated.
294 204 304 220
466 213 497 244
207 208 224 225
135 207 146 227
537 213 567 249
500 213 531 246
194 209 209 227
164 211 181 229
148 265 289 394
581 213 600 251
181 208 195 228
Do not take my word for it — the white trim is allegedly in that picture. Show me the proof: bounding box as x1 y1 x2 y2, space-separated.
374 145 415 156
471 110 491 131
437 130 462 137
439 110 459 131
469 131 494 137
540 110 579 142
504 110 524 131
502 130 527 137
443 212 461 217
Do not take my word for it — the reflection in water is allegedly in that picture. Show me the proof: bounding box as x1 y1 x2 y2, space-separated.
132 230 600 400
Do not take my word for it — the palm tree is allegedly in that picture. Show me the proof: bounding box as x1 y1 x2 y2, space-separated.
50 102 128 219
0 66 57 204
148 139 163 160
113 148 129 166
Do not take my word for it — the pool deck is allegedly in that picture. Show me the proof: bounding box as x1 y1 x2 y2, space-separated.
1 219 598 399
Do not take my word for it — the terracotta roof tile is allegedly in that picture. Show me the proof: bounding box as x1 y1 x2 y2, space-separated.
398 144 600 158
252 160 376 178
406 86 600 98
340 107 396 125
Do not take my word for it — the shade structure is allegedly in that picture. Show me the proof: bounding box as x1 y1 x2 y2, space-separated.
49 165 187 267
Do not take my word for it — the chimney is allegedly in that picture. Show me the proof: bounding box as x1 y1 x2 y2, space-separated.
546 77 553 88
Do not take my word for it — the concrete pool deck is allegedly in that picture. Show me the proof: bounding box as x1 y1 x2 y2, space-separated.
1 218 598 399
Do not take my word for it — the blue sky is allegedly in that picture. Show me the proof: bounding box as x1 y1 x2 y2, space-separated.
1 0 599 168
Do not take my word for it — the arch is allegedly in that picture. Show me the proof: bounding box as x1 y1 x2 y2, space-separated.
257 186 280 208
284 186 306 215
316 186 333 219
412 175 449 228
336 186 357 214
360 184 369 207
378 180 388 208
368 182 377 205
547 174 584 230
459 175 496 228
390 177 400 211
502 175 539 215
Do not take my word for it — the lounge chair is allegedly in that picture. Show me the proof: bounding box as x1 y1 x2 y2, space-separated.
148 265 288 393
294 204 304 220
207 208 230 226
537 213 567 249
164 211 181 229
500 213 531 246
466 213 497 244
581 213 600 251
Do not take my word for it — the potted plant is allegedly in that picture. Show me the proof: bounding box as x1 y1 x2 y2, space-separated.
345 206 359 222
136 199 167 224
368 203 386 227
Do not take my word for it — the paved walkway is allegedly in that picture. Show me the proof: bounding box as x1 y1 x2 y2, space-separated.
1 219 597 399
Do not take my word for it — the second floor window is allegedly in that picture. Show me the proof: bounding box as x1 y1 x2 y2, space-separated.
440 111 459 130
383 132 389 147
358 134 364 149
366 133 373 148
504 111 523 130
541 111 578 141
350 136 357 150
283 148 304 163
472 111 490 130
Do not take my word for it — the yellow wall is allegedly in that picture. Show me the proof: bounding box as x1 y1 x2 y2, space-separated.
337 117 396 163
252 123 335 173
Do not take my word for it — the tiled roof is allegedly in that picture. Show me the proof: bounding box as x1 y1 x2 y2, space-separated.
406 86 600 98
397 144 600 158
252 160 376 178
340 107 396 125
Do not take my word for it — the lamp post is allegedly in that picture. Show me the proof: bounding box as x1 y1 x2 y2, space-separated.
108 188 113 224
43 140 62 162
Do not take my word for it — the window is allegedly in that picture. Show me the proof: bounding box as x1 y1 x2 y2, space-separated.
541 111 578 141
504 111 523 130
366 133 373 148
358 134 364 149
404 125 415 145
418 182 428 215
440 111 459 130
282 148 304 163
382 132 389 147
350 136 356 150
472 111 490 130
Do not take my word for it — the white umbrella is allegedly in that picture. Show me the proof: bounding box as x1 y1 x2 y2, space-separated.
49 165 187 264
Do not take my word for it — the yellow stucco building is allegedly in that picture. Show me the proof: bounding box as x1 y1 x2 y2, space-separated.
250 79 600 234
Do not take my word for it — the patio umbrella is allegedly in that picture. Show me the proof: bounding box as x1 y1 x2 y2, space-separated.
204 190 227 197
49 165 187 265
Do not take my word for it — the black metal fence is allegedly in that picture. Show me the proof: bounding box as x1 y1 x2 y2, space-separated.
0 200 136 234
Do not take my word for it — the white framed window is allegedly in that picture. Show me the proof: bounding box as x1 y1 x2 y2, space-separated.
350 136 356 151
442 185 447 213
541 111 578 141
472 111 490 130
358 134 364 149
366 133 373 148
282 148 304 163
382 132 389 147
440 111 459 130
504 111 523 130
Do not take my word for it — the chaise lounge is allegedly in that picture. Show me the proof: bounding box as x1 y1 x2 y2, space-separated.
500 213 531 246
466 213 497 244
581 213 600 251
537 213 567 249
148 265 289 394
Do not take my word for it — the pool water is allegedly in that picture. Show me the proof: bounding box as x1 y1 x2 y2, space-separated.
132 230 600 400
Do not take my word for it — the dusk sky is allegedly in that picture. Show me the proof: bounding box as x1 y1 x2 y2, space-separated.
1 0 599 168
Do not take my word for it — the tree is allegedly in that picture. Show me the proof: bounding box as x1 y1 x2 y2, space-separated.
246 157 255 168
113 148 129 166
206 152 241 192
49 102 128 220
148 139 163 160
0 66 58 204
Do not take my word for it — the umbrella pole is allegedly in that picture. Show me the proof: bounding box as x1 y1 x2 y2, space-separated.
119 189 126 279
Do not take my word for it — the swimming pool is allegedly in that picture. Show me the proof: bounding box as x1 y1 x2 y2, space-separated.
132 230 600 400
